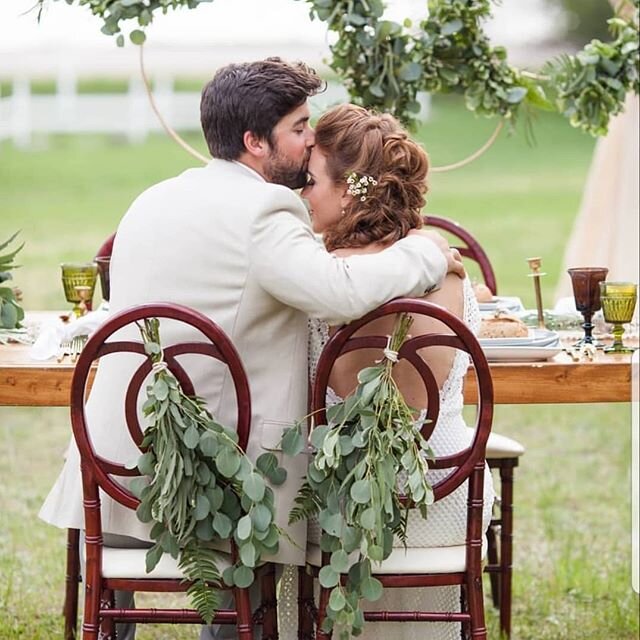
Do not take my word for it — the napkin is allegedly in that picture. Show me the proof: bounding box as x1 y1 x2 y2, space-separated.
30 308 110 361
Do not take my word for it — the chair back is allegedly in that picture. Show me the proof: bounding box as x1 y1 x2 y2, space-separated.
425 215 498 295
70 303 251 519
94 232 116 260
311 298 493 504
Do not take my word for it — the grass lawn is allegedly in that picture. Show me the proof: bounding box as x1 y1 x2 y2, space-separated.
1 94 638 639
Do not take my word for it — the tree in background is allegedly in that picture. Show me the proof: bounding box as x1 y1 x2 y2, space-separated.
546 0 614 45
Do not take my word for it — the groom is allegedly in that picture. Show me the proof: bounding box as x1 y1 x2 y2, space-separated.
40 57 463 638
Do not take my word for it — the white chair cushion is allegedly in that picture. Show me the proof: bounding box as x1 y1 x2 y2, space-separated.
464 427 525 458
101 547 232 579
307 538 487 575
486 431 525 458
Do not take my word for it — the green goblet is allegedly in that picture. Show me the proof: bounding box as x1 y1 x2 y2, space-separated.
61 262 97 317
599 282 638 354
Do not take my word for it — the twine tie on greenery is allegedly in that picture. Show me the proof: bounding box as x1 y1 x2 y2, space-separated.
382 335 399 363
150 359 168 375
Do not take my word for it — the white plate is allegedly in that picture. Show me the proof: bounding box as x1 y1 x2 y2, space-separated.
478 296 524 314
479 329 560 348
481 345 563 362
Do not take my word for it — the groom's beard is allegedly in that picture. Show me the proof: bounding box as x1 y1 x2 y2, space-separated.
263 145 310 190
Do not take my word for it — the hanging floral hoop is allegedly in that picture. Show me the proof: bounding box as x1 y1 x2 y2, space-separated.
39 0 639 170
39 0 639 136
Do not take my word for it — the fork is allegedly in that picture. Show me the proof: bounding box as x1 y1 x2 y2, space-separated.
57 339 72 363
56 335 87 363
70 335 87 363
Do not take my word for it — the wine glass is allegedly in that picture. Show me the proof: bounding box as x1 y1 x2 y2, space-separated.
61 263 97 317
599 282 638 354
74 285 92 317
567 267 609 347
95 256 111 308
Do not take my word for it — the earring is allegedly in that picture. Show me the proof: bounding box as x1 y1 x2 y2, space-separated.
341 209 346 217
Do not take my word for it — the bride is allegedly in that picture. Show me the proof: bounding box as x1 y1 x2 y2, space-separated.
279 103 495 640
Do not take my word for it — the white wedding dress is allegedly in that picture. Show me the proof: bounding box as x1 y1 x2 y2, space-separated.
278 278 494 640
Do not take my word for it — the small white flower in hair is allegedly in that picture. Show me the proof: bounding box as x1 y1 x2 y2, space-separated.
346 171 378 201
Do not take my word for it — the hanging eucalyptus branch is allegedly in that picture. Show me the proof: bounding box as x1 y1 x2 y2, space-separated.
132 318 289 623
36 0 639 136
282 314 435 638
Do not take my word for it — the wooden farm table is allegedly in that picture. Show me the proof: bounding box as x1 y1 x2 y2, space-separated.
0 340 633 407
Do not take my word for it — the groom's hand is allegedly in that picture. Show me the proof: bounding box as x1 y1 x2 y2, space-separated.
409 229 466 279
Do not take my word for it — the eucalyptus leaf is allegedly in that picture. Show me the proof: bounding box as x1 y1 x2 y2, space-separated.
350 479 371 504
212 512 232 539
195 518 215 542
360 576 383 602
145 543 164 573
329 587 346 611
281 425 305 456
243 473 266 502
256 452 278 476
222 565 235 586
250 503 272 531
330 549 349 573
205 486 224 512
310 424 330 449
267 466 287 486
236 515 252 541
153 378 169 401
239 541 257 567
183 425 200 449
441 19 463 36
357 366 382 384
359 508 376 530
137 451 156 476
319 565 340 588
194 494 210 520
233 565 255 589
129 28 146 44
216 449 241 477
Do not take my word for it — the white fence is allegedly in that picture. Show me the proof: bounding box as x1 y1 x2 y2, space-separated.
0 75 202 146
0 74 431 148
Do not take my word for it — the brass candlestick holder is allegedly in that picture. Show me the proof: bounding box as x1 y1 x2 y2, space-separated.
527 257 546 329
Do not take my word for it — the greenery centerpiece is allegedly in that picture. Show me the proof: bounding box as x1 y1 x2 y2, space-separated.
283 314 435 638
0 231 25 330
132 318 289 622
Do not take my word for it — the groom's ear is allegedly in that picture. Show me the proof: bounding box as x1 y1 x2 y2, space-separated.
243 131 268 158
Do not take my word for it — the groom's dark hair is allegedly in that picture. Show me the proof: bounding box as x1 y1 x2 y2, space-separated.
201 57 324 160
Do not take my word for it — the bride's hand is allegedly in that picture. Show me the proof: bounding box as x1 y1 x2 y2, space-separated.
409 229 466 279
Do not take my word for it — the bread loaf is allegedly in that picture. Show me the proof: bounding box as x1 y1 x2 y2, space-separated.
479 314 529 338
472 282 494 303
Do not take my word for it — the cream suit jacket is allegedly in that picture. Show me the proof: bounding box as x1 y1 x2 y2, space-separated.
40 159 447 565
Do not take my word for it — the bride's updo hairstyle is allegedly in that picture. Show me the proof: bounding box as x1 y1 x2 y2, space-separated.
315 104 428 252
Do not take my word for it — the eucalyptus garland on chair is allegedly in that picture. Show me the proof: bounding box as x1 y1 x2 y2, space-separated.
282 314 435 638
131 318 288 623
38 0 639 136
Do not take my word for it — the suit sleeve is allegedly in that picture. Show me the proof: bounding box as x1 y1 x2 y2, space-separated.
250 192 447 325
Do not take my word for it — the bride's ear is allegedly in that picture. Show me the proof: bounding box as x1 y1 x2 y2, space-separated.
243 131 268 158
